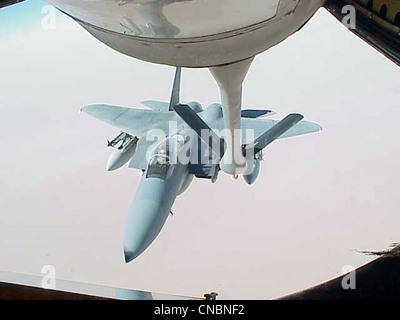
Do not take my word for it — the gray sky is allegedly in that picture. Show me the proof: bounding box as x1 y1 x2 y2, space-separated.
0 3 399 299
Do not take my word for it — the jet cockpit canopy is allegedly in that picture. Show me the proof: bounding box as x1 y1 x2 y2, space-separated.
146 135 184 179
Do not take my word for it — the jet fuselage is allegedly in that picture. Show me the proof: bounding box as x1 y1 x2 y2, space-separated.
123 134 194 262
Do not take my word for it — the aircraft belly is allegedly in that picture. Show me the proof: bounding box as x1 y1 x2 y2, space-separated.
48 0 281 38
50 0 324 67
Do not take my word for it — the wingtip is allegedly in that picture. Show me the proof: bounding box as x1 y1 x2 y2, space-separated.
80 105 91 114
80 104 109 115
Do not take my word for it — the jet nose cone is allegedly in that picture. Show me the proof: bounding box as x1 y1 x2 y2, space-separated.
124 196 173 262
124 250 140 263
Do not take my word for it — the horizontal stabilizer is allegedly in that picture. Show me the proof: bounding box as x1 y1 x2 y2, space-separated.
279 120 322 139
241 109 275 118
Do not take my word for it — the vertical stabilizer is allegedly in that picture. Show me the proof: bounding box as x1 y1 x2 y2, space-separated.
169 67 182 111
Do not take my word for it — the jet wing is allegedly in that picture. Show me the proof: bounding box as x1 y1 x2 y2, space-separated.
140 100 170 112
81 104 177 138
209 117 322 145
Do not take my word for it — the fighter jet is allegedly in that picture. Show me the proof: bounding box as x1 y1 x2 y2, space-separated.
81 68 322 262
